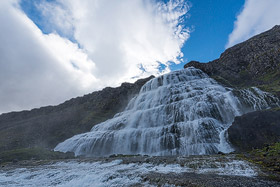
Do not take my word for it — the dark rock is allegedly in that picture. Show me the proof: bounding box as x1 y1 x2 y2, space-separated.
218 151 225 155
0 76 154 152
228 109 280 152
184 25 280 98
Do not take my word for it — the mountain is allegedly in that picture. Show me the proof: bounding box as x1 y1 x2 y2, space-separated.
184 25 280 98
1 25 280 159
0 76 154 152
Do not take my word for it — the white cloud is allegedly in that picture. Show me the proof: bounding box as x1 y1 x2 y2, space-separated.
0 0 190 114
226 0 280 48
35 0 74 38
0 0 99 113
39 0 190 84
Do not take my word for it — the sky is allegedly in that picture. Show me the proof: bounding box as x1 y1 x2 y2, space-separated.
1 0 280 114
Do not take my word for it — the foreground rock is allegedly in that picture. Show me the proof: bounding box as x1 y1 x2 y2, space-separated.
184 25 280 98
1 155 279 186
0 76 154 152
228 109 280 152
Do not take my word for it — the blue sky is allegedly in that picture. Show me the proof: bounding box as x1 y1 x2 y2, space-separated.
176 0 245 69
1 0 280 113
20 0 245 71
167 0 245 70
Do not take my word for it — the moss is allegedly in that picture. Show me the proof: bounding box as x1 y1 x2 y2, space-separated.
239 69 251 80
0 147 74 164
210 65 280 99
259 71 279 82
240 143 280 180
211 75 235 88
266 107 280 112
256 70 280 96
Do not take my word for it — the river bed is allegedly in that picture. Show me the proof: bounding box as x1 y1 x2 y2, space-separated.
0 154 279 186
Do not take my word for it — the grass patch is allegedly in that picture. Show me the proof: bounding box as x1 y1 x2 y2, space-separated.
239 142 280 181
257 70 280 95
251 143 280 158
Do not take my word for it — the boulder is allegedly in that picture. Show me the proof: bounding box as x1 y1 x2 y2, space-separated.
228 109 280 152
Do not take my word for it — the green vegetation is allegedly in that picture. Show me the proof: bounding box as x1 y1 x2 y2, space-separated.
270 107 280 111
257 68 280 96
0 147 74 164
211 75 234 88
239 143 280 181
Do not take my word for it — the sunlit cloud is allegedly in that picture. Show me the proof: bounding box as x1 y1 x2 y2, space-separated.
227 0 280 48
0 0 190 113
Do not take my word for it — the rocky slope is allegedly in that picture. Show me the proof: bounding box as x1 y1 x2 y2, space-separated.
0 76 154 152
184 25 280 98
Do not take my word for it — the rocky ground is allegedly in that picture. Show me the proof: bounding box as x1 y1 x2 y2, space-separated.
1 154 280 186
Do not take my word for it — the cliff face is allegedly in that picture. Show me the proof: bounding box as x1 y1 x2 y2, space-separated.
0 76 154 152
184 25 280 98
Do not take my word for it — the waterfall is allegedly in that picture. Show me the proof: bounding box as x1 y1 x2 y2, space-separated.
55 67 279 157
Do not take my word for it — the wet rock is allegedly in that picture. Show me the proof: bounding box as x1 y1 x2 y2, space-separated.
1 154 280 186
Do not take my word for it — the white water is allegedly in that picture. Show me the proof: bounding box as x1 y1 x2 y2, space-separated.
55 67 278 157
0 157 258 187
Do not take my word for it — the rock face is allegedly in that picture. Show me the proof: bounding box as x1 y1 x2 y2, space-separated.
228 109 280 152
0 76 154 152
184 25 280 98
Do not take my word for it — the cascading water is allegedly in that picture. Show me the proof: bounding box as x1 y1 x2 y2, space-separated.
55 67 279 157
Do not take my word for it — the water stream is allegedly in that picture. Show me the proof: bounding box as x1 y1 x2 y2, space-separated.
55 67 278 157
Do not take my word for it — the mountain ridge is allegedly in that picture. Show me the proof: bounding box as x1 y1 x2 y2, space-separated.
0 76 154 152
184 25 280 98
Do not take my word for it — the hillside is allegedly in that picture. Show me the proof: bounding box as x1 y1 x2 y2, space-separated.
0 76 154 152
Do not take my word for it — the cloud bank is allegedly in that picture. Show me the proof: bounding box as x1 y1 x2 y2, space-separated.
226 0 280 48
40 0 190 84
0 0 190 114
